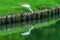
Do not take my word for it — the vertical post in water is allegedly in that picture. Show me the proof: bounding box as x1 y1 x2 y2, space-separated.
1 16 6 31
43 9 48 22
13 15 16 29
31 13 36 20
40 12 43 22
21 13 24 22
20 14 23 22
22 13 27 21
44 9 48 22
54 8 56 19
12 15 16 23
6 15 12 30
24 13 28 21
51 8 55 20
49 9 52 21
55 7 60 19
46 9 51 21
27 13 32 21
1 16 6 25
54 8 58 19
0 16 2 25
18 14 21 22
58 7 60 19
59 8 60 19
42 11 44 22
55 8 59 19
6 15 11 24
56 8 59 18
27 13 29 28
19 14 21 22
38 12 41 23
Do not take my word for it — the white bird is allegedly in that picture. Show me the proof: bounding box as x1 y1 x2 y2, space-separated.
21 26 33 36
21 4 33 13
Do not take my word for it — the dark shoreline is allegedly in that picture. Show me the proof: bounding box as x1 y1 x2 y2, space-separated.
0 7 60 25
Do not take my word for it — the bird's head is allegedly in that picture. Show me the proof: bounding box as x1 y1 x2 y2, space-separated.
21 4 30 9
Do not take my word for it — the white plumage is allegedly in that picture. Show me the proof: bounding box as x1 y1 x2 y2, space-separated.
22 4 30 9
21 26 33 36
21 4 33 13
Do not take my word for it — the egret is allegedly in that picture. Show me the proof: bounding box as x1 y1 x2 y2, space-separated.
21 4 33 13
21 26 33 36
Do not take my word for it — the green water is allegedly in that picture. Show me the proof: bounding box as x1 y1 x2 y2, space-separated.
0 19 60 40
25 20 60 40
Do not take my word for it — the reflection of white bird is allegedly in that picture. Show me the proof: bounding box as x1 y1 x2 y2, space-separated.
21 26 33 35
21 4 33 13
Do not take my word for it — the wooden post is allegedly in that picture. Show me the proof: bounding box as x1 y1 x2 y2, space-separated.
57 8 60 19
27 13 32 21
0 16 2 24
1 16 6 25
11 15 16 23
6 15 12 24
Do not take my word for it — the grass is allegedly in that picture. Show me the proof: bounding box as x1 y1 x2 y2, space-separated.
0 0 60 16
